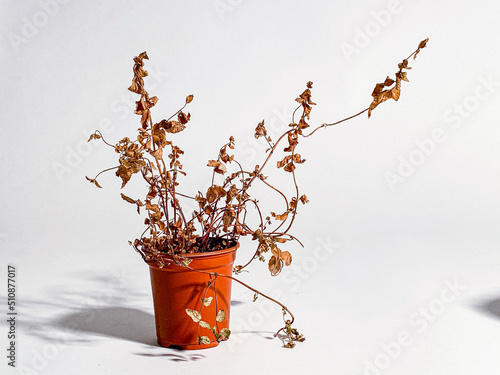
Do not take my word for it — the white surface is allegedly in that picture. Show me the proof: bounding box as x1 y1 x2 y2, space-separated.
1 0 500 374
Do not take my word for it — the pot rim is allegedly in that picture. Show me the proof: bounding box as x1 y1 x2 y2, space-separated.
175 241 239 259
146 241 239 267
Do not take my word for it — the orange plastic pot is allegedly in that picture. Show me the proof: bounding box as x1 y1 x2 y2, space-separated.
148 243 239 349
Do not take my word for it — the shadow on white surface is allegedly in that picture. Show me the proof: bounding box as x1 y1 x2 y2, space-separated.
230 330 276 341
16 271 286 362
476 297 500 320
24 300 211 362
17 270 158 343
50 306 158 346
17 269 214 361
133 351 206 361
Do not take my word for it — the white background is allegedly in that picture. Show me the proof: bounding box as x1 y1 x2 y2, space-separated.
1 0 500 374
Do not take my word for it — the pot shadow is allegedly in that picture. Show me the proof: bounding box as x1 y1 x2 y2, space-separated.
475 297 500 320
29 302 207 362
18 271 209 361
52 306 158 346
21 285 159 348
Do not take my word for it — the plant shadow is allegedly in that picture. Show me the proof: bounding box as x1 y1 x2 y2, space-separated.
234 330 276 340
134 351 206 361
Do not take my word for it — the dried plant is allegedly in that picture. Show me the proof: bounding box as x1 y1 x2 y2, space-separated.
87 38 428 348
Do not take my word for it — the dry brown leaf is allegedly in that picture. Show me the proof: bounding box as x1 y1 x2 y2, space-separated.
271 211 288 221
383 76 395 86
284 162 296 173
283 131 298 152
418 38 429 49
86 176 102 188
292 154 305 164
390 86 401 101
368 89 393 117
206 185 226 203
218 328 231 341
115 165 132 188
177 111 191 125
254 120 267 139
201 297 213 307
199 321 211 330
120 193 137 204
185 309 201 323
207 159 227 175
414 38 429 59
158 119 186 134
372 83 385 97
199 336 211 345
87 133 101 142
128 79 142 94
398 71 409 82
298 118 309 131
216 309 226 322
150 148 163 160
268 255 282 276
281 250 292 266
277 155 292 169
146 201 160 212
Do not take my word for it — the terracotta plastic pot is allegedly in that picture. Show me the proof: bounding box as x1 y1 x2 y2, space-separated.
148 243 239 349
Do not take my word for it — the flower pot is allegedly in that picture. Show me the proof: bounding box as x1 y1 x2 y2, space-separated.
148 242 239 349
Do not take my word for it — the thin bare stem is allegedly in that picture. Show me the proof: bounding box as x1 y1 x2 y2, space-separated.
89 165 119 180
184 265 295 325
302 107 369 138
90 130 115 148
